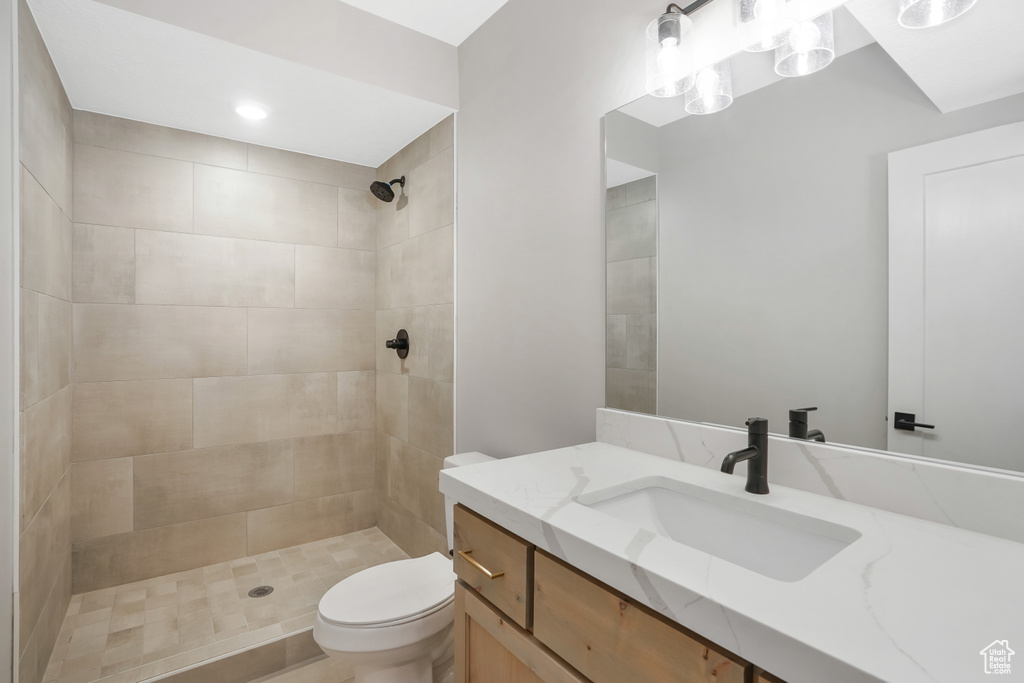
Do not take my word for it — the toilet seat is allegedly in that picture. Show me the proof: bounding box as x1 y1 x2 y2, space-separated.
318 553 456 629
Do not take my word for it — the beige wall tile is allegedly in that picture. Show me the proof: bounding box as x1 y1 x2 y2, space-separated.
247 490 375 555
247 144 375 190
21 166 71 300
20 385 71 533
73 144 193 233
385 437 445 534
607 257 656 315
338 370 375 433
72 513 247 593
73 379 193 461
377 133 430 188
194 165 337 247
338 188 376 251
375 194 409 250
606 368 656 415
136 231 295 307
294 431 374 501
375 244 394 311
248 309 374 375
407 147 454 238
134 441 294 530
390 224 454 308
19 289 38 410
606 200 657 263
428 115 454 157
375 371 407 442
606 314 656 371
408 378 453 459
376 493 447 559
73 111 248 169
375 305 454 383
20 472 70 647
294 246 373 310
72 224 135 304
19 553 70 683
606 315 627 369
21 290 71 408
625 175 657 205
73 304 247 382
71 458 133 542
19 8 72 216
606 185 626 211
193 373 338 448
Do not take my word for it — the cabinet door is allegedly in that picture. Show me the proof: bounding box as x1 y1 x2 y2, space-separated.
533 551 748 683
454 504 534 629
455 583 588 683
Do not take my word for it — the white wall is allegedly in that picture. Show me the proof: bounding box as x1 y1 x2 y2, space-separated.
455 0 649 457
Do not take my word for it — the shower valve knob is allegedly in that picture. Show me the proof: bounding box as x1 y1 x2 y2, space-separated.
386 329 410 359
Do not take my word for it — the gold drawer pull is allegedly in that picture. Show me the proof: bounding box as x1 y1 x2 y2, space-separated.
457 550 505 579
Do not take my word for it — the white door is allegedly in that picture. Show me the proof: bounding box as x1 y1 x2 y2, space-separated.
888 122 1024 470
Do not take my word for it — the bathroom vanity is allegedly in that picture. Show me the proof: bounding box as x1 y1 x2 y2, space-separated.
441 443 1024 683
452 504 778 682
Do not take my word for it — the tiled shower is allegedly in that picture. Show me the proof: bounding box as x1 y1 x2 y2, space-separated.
16 3 456 682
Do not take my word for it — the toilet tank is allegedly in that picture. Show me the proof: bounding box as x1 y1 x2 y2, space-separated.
443 452 495 551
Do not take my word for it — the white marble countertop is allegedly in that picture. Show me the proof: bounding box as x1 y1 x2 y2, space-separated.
439 442 1024 683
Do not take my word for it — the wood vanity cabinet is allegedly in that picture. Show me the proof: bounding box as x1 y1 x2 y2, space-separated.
452 505 788 683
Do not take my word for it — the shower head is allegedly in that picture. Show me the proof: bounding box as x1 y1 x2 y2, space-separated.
370 176 405 203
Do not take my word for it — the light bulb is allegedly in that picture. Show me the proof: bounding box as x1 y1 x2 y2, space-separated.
741 0 797 52
897 0 979 28
685 61 733 115
694 69 720 96
791 22 821 53
774 12 834 78
657 44 685 75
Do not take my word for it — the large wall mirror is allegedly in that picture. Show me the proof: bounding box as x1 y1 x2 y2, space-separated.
604 0 1024 473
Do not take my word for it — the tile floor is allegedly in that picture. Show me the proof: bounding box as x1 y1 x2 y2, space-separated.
43 528 407 683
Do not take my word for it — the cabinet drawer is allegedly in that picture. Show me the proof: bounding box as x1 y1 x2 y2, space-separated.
533 551 748 683
453 504 533 629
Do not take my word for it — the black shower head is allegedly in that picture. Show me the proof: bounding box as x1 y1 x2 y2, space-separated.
370 176 405 203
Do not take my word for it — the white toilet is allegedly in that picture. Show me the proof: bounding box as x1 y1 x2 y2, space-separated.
314 452 494 683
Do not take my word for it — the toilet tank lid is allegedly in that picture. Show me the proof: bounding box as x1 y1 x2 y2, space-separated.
318 553 455 627
443 452 494 469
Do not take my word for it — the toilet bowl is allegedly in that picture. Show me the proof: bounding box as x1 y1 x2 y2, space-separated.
313 452 494 683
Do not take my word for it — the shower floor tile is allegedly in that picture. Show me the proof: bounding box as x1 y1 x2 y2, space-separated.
43 528 408 683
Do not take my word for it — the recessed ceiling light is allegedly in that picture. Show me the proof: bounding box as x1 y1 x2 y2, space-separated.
235 103 268 120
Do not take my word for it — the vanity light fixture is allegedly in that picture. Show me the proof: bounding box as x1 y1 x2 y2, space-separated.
645 0 716 98
685 61 733 114
235 103 268 120
774 11 834 77
897 0 978 28
739 0 798 52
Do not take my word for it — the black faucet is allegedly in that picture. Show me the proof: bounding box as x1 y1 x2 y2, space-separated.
789 407 825 442
721 418 769 495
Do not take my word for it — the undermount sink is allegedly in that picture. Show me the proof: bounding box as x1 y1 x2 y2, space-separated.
577 477 861 582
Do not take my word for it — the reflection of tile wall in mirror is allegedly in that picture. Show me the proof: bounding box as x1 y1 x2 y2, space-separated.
606 176 657 415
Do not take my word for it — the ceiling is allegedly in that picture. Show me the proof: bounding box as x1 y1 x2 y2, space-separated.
337 0 511 46
845 0 1024 113
30 0 462 167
